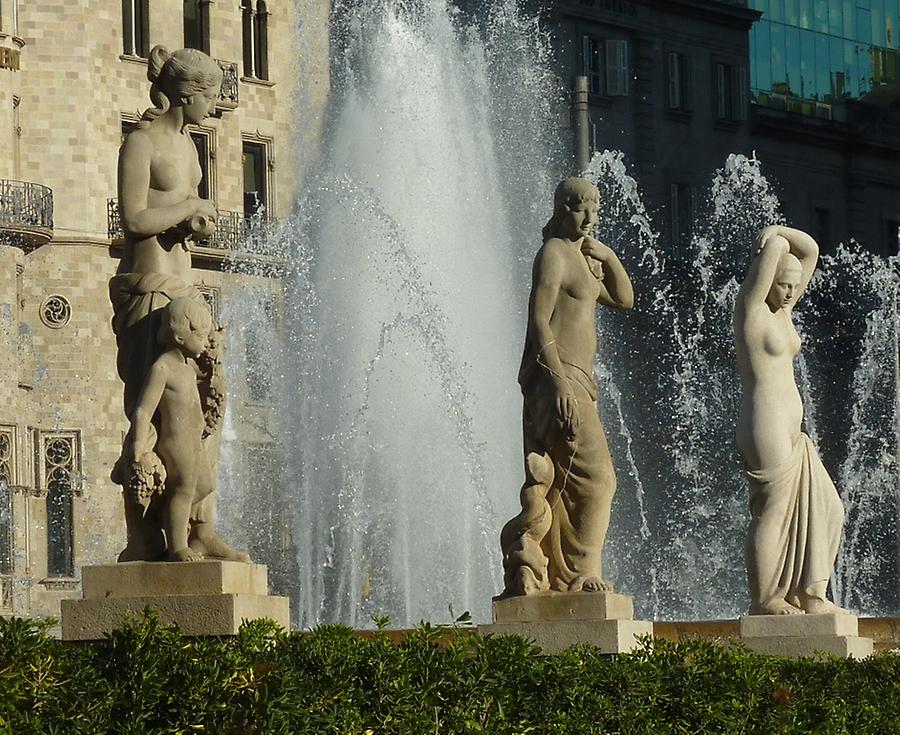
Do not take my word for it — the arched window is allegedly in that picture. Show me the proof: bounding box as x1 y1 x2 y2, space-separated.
184 0 211 55
40 432 79 578
122 0 150 58
241 0 269 80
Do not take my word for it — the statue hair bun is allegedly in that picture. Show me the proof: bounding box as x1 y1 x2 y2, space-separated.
147 45 171 83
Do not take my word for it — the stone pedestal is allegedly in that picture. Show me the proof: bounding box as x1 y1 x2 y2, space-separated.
739 612 873 659
480 591 652 653
61 561 290 640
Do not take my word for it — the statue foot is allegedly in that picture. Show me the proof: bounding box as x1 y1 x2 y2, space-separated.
750 600 804 615
167 546 202 562
189 524 252 563
801 597 849 615
572 575 613 593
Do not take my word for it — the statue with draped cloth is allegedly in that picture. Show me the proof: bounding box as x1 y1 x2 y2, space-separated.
110 45 249 564
499 178 634 596
734 225 846 615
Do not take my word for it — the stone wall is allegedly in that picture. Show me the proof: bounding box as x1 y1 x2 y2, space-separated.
0 0 330 620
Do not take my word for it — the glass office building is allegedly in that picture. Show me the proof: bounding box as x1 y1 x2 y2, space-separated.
749 1 900 113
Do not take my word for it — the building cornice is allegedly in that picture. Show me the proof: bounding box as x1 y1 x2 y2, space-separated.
555 0 760 30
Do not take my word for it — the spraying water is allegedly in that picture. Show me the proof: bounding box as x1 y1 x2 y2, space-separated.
266 0 567 628
217 1 899 626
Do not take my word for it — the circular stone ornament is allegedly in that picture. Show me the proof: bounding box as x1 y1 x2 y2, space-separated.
40 295 72 329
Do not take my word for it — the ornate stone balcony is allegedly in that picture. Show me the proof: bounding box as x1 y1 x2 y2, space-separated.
216 59 239 111
0 180 54 249
107 199 275 260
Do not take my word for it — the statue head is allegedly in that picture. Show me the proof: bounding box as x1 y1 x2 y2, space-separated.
542 177 601 242
141 45 223 125
767 249 803 312
158 297 213 357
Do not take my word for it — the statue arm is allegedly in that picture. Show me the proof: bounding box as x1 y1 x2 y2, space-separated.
736 230 790 310
131 360 168 457
529 244 580 433
581 239 634 309
117 133 213 238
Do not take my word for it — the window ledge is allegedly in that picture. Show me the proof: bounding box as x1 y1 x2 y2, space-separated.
665 109 693 123
241 75 275 88
119 54 149 67
39 577 79 590
713 118 742 131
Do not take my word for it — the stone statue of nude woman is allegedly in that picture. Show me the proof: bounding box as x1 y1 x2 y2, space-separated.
110 45 248 563
734 225 846 615
499 177 634 597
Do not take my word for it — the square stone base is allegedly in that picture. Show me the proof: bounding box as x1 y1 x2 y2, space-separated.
493 591 634 623
742 634 873 659
739 612 873 659
60 561 290 640
484 591 649 653
481 618 653 654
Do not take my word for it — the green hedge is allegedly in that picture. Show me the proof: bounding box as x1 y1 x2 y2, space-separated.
0 612 897 734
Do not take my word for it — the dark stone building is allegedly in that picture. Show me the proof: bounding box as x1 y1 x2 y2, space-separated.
547 0 760 253
548 0 900 256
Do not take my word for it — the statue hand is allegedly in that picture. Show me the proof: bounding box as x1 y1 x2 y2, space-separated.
191 197 218 221
580 236 613 262
555 388 580 437
754 226 787 255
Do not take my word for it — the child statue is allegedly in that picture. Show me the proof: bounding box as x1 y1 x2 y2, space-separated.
127 297 249 563
109 45 246 562
499 177 634 596
734 226 846 615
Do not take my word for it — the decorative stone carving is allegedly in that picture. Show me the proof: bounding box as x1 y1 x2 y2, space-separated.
39 294 71 328
109 45 248 564
734 226 845 616
499 177 634 597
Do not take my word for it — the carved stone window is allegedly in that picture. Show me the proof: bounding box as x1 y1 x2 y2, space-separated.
36 430 81 578
39 294 71 329
0 426 14 579
184 0 211 55
241 0 269 81
122 0 150 58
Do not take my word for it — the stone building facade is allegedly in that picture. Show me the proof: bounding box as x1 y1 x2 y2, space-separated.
0 0 330 620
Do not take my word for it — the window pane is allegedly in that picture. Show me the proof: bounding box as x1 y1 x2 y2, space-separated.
815 33 831 99
858 8 872 43
47 478 73 577
0 481 11 576
843 1 856 39
770 0 784 22
786 25 802 95
184 0 199 51
799 0 813 29
754 21 773 92
814 0 828 32
785 0 799 25
801 29 818 97
829 1 843 35
872 0 886 46
242 142 267 217
830 35 845 97
190 132 210 200
845 39 860 96
771 22 787 92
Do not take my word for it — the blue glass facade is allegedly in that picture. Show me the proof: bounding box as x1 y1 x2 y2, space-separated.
749 1 900 105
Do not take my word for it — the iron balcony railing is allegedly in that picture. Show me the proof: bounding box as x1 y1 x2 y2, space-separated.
0 180 53 248
108 199 272 255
